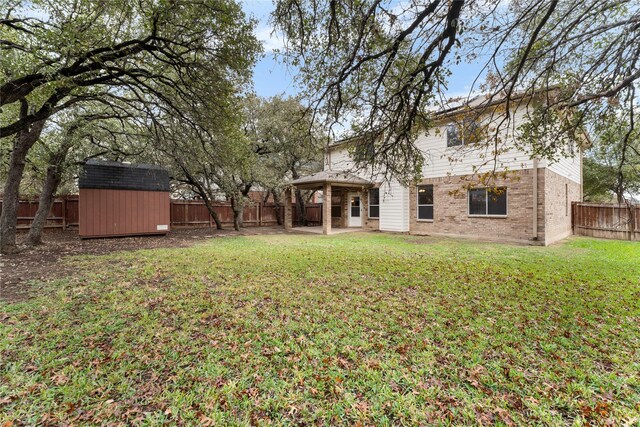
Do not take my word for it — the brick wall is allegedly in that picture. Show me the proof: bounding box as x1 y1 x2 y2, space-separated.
543 169 581 245
409 169 545 244
329 188 377 229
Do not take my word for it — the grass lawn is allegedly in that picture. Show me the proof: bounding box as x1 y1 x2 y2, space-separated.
1 233 639 426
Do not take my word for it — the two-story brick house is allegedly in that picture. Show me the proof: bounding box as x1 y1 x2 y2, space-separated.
290 94 583 245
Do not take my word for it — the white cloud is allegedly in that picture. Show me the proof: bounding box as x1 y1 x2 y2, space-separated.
255 25 284 53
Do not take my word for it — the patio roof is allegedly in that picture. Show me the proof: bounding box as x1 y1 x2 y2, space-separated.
290 170 374 189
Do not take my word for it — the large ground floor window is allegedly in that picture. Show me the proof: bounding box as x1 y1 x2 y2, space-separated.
417 184 434 220
468 187 507 216
368 188 380 218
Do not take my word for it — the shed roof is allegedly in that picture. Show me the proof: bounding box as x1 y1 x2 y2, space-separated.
79 160 170 192
290 170 374 189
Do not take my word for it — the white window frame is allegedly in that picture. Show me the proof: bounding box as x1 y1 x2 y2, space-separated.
368 188 380 219
416 184 434 221
467 187 508 217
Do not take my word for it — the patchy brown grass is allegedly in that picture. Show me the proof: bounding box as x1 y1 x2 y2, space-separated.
1 234 639 425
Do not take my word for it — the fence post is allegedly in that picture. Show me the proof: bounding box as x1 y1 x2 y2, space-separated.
631 204 637 241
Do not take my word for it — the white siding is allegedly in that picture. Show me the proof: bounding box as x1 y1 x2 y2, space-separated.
543 151 581 184
328 148 354 171
379 180 409 232
416 108 536 178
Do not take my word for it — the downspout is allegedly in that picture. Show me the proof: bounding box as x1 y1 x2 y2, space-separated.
532 157 539 241
579 147 584 201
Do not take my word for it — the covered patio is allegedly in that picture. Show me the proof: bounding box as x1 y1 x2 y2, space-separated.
284 170 374 235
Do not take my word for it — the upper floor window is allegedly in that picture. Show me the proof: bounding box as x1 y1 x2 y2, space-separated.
368 188 380 218
468 187 507 216
353 141 375 163
447 118 482 147
417 184 434 220
446 124 462 147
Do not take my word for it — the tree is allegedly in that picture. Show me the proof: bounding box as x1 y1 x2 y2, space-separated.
0 0 259 252
583 93 640 204
24 107 150 246
272 0 640 181
243 96 324 225
150 98 258 231
583 157 617 203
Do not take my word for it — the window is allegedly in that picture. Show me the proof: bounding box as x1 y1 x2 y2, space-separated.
331 194 342 217
447 118 483 147
354 141 375 163
417 185 434 220
368 188 380 218
446 124 462 147
468 187 507 216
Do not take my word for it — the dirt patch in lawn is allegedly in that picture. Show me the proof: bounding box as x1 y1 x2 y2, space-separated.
0 226 287 303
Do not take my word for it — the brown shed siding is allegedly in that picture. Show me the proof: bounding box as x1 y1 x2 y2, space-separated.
79 188 170 238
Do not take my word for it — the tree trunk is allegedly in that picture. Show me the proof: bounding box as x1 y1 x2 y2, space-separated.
26 154 67 246
295 188 307 226
201 198 223 229
210 208 223 229
271 189 282 226
0 101 45 254
231 196 243 231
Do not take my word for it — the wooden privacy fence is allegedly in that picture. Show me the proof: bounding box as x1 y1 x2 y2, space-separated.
572 202 639 241
0 195 79 230
169 200 322 228
0 196 321 231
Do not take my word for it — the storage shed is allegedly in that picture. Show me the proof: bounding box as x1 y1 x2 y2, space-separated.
79 160 171 238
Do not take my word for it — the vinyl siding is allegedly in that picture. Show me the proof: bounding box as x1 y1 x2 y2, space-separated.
379 180 409 232
416 108 536 178
543 153 582 184
328 148 354 171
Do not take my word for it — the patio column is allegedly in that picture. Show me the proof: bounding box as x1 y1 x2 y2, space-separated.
323 183 332 235
284 187 293 230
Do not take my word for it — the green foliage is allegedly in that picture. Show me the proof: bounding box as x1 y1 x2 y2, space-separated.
583 157 617 203
244 95 324 190
2 234 640 425
271 0 639 183
583 103 640 203
0 0 261 150
156 94 324 211
516 103 579 163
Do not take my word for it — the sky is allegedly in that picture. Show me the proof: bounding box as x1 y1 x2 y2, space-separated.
243 1 295 97
242 0 485 99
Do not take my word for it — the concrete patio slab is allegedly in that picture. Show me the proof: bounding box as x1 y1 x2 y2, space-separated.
291 226 363 235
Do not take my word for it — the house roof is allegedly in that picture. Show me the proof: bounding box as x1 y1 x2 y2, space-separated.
79 159 170 192
290 170 374 189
